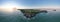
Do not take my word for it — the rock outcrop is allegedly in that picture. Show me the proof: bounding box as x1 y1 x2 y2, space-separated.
18 9 47 18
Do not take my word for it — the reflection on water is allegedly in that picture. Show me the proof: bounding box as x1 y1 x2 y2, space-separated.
0 10 60 22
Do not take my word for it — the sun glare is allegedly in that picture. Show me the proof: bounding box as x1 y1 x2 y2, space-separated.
1 2 18 12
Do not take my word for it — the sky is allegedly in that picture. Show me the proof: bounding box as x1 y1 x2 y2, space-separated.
0 0 60 12
0 0 60 9
0 0 60 7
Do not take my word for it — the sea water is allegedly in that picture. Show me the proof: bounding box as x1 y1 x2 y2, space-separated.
0 10 60 22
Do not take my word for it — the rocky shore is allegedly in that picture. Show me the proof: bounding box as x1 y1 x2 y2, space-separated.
18 9 47 19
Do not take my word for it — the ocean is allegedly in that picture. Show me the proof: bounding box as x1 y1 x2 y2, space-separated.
0 10 60 22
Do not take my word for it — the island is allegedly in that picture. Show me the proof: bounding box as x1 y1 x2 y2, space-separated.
18 9 48 19
53 9 56 11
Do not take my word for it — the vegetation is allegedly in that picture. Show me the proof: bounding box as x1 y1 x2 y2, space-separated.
20 9 40 14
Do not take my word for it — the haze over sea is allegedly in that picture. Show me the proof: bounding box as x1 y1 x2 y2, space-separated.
0 8 60 22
